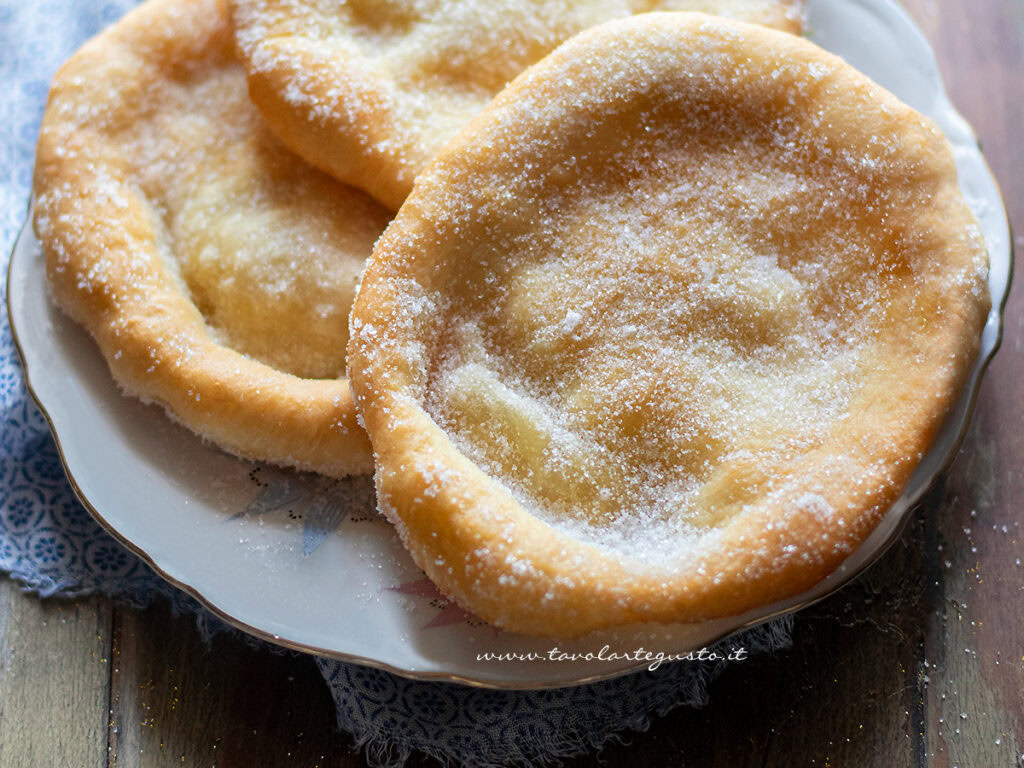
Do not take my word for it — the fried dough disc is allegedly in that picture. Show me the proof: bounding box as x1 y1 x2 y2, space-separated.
347 14 990 635
34 0 392 476
230 0 806 209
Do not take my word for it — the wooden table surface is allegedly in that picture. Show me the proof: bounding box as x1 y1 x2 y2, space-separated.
2 1 1021 766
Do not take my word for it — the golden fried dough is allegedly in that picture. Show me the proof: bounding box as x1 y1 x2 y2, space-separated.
34 0 391 476
230 0 805 209
347 14 990 635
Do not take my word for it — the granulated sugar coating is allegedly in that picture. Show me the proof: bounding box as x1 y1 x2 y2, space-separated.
230 0 805 209
347 13 990 636
33 0 391 476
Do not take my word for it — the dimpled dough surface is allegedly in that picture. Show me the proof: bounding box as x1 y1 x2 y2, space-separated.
230 0 806 209
34 0 392 476
347 14 990 636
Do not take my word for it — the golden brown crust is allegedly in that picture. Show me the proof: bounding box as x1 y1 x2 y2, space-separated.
230 0 806 210
347 14 990 635
33 0 389 476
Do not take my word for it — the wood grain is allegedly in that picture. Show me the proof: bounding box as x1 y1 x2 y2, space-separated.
0 580 112 767
105 602 363 767
0 1 1021 766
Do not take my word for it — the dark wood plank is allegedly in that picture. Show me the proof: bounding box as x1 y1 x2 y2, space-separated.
106 601 365 768
0 581 113 767
901 0 1024 765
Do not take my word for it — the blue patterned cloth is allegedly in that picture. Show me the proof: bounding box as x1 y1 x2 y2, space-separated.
0 2 792 765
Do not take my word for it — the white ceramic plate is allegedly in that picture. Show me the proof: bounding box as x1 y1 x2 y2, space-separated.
6 0 1013 689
